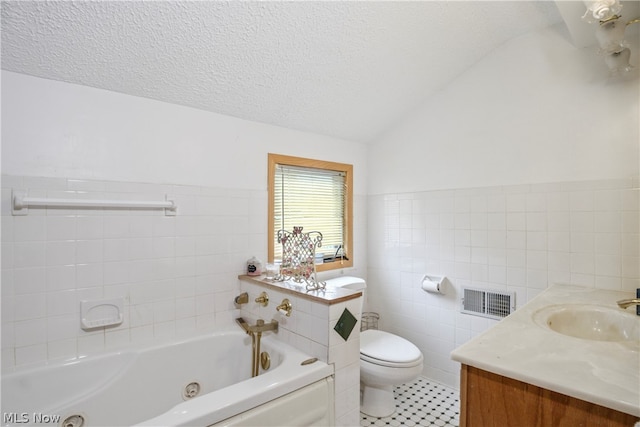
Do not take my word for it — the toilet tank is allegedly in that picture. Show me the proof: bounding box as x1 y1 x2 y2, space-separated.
325 276 366 317
324 276 366 291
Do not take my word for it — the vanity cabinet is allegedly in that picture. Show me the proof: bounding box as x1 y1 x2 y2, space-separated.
459 364 639 427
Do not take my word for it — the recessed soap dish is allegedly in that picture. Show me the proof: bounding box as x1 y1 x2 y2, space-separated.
81 298 124 330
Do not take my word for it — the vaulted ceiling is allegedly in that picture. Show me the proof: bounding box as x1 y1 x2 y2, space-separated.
1 1 568 142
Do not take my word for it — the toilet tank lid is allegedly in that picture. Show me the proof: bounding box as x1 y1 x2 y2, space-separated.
360 330 422 364
324 276 366 290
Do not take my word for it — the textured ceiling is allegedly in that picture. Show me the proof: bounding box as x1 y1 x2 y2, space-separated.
1 1 563 142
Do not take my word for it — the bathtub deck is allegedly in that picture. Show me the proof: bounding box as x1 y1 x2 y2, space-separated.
360 376 460 427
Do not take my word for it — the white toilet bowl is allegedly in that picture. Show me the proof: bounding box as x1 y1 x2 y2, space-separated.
360 329 424 417
325 276 424 418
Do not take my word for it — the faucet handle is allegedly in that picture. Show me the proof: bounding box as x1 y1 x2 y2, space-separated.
255 291 269 307
276 298 292 317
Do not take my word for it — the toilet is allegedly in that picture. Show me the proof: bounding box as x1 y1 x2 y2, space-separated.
326 276 424 417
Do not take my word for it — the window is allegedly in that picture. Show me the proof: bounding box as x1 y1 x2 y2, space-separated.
268 153 353 272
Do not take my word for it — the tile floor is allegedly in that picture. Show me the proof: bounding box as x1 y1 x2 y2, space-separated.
360 377 460 427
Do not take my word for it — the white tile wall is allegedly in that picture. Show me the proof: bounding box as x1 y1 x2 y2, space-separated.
366 178 639 390
5 173 634 417
1 175 267 369
238 280 361 427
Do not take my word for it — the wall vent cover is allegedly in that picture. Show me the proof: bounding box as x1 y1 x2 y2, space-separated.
461 287 515 320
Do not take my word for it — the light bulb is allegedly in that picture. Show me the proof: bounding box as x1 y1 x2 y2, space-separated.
595 17 628 53
604 48 633 74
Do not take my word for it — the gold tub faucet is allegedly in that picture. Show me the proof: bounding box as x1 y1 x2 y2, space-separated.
236 317 279 377
616 298 640 310
236 317 279 334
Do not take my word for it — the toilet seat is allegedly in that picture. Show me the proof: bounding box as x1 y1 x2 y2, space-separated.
360 330 423 368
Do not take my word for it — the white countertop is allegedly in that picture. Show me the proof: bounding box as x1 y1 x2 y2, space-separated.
451 284 640 417
238 274 362 305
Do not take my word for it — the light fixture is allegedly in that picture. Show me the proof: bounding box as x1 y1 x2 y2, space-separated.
595 15 628 52
582 0 639 75
582 0 622 23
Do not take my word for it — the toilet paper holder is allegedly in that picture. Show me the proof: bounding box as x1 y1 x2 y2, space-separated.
421 274 445 294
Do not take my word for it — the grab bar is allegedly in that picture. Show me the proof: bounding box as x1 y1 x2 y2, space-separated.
12 190 177 216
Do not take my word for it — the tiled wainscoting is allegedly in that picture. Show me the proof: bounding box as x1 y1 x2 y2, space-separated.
1 174 364 426
366 178 639 389
1 175 267 368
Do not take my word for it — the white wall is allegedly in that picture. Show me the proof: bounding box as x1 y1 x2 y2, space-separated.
2 71 368 194
368 24 639 195
1 72 368 369
366 24 639 389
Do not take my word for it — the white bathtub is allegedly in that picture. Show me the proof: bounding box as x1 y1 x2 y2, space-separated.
1 330 334 426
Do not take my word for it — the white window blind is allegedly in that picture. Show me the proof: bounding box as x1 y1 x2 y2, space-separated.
273 164 346 261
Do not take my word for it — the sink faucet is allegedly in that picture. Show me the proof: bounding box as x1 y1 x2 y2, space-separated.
617 288 640 315
617 298 640 309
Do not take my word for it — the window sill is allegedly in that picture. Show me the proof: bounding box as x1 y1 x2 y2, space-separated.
316 259 353 272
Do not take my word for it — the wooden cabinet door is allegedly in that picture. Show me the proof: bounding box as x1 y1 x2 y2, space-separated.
460 364 639 427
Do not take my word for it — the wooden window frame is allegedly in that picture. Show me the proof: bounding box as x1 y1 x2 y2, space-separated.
268 153 353 272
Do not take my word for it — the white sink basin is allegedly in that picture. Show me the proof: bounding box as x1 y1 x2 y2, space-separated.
533 304 640 342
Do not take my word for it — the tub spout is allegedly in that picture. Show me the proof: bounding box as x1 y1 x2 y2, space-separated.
234 292 249 305
236 317 250 335
252 318 278 333
236 317 278 378
236 317 278 334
